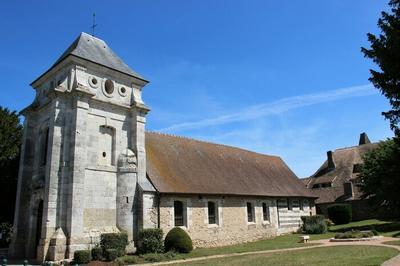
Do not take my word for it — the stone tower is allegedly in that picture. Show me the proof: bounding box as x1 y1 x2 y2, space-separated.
9 33 156 261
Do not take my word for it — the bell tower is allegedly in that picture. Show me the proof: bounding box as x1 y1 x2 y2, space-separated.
10 32 155 261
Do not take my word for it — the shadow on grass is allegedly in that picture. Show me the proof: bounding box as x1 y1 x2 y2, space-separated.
330 220 400 234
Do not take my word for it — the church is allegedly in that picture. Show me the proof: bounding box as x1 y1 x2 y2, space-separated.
9 32 316 261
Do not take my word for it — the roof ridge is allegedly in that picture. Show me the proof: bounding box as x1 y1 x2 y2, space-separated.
334 142 377 152
146 131 281 159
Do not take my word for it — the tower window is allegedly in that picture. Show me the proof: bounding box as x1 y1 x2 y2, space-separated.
174 200 184 226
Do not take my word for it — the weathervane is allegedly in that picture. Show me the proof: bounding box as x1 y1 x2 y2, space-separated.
91 13 98 36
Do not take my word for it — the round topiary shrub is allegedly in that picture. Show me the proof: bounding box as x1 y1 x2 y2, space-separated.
74 250 91 264
327 204 352 225
164 227 193 253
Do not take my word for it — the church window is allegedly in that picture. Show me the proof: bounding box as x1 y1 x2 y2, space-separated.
174 200 184 226
41 128 49 166
247 202 254 222
353 164 362 173
104 79 114 95
208 201 217 224
262 202 270 221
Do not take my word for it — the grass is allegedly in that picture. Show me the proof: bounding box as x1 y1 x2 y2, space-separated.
383 240 400 246
115 219 399 264
328 219 400 237
168 246 399 266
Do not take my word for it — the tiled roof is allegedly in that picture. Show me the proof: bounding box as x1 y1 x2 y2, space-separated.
146 132 316 198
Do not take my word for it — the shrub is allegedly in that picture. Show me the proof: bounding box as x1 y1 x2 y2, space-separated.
164 227 193 253
138 228 164 254
91 246 103 261
327 204 352 225
104 248 119 261
141 253 164 262
100 233 128 256
74 250 91 264
115 255 139 265
325 218 334 227
334 230 374 239
301 215 327 234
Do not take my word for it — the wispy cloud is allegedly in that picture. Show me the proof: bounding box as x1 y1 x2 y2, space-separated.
159 84 377 132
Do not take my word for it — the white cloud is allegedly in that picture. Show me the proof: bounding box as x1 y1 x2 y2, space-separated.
158 84 377 132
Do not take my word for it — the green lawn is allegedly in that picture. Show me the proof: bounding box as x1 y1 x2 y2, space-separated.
328 219 400 237
168 246 399 266
117 219 399 264
383 240 400 246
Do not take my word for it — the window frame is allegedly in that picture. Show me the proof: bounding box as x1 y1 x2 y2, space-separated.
262 202 270 222
287 198 293 211
207 201 218 225
174 200 185 227
247 202 255 223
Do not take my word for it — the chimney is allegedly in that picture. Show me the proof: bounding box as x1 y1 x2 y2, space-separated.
359 132 371 145
327 151 335 170
344 182 354 198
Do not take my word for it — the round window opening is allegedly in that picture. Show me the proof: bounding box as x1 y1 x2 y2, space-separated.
102 152 107 158
121 87 126 94
104 79 114 94
92 78 98 85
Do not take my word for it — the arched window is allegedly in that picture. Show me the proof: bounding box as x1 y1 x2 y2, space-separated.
174 200 184 226
247 202 254 222
208 201 217 224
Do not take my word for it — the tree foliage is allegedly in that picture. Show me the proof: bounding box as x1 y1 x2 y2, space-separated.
0 106 22 223
362 0 400 136
360 139 400 211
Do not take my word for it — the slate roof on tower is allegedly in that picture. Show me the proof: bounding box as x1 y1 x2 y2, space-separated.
145 132 316 198
32 32 147 85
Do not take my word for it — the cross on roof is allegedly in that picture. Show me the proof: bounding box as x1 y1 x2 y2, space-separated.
91 13 98 37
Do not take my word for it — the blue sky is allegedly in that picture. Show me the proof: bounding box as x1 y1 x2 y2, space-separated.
0 1 394 177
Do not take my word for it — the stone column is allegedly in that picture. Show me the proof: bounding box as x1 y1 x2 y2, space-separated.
37 96 66 261
66 95 89 258
117 149 137 252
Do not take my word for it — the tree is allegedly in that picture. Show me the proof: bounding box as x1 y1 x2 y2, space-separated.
0 106 22 223
361 0 400 136
360 139 400 212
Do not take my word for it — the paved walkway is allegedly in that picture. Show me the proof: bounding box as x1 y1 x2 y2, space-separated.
136 236 400 266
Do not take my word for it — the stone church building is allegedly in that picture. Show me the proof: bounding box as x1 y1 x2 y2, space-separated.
10 33 316 261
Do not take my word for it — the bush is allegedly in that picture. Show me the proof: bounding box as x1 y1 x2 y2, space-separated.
141 253 164 262
164 227 193 253
115 255 139 265
104 248 119 261
325 218 334 227
91 246 103 261
100 233 128 256
327 204 352 225
334 230 374 239
74 250 91 264
301 215 327 234
0 222 13 248
138 228 164 254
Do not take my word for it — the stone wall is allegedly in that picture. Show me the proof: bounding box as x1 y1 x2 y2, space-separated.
158 195 314 248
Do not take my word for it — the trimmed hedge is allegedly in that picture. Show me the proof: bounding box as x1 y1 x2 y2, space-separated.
91 246 103 261
327 204 352 225
104 248 119 261
164 227 193 253
301 215 327 234
100 232 128 257
74 250 91 264
138 228 164 254
335 230 374 239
